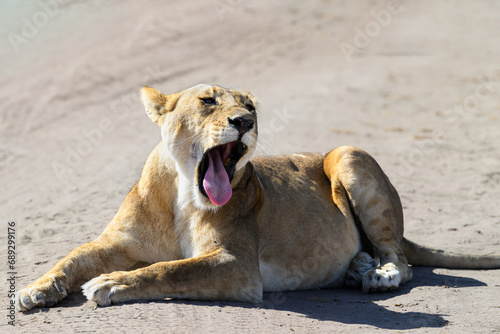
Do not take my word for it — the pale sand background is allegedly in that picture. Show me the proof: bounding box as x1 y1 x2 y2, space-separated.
1 1 500 333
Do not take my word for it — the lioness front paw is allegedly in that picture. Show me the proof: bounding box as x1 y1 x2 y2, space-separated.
345 252 377 288
82 272 130 306
362 263 401 293
15 274 68 312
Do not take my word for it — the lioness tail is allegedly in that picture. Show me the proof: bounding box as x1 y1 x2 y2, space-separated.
402 238 500 269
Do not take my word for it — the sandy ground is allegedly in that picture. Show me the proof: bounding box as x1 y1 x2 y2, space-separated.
1 0 500 333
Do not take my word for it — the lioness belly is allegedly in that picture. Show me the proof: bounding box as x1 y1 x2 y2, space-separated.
252 153 361 291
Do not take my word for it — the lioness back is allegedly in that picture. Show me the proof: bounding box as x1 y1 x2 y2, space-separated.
251 153 361 291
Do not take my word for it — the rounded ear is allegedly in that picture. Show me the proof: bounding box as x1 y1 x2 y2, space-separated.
140 86 180 124
243 90 260 110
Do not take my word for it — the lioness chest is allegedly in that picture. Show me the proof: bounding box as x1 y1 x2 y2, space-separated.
251 153 361 291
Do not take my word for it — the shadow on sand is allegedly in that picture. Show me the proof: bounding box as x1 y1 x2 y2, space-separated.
24 267 486 330
252 267 486 330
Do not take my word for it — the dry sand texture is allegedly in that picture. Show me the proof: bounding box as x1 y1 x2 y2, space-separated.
1 1 499 333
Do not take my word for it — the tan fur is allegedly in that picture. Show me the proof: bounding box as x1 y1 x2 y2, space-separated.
15 84 500 311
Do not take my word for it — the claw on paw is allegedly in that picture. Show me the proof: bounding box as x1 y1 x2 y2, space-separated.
362 264 401 293
82 274 129 307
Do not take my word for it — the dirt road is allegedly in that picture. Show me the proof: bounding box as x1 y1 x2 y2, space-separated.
1 1 499 333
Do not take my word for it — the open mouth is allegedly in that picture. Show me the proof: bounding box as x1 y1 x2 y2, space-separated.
197 141 248 206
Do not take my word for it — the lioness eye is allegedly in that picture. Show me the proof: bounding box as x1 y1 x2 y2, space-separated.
245 103 255 112
200 97 217 106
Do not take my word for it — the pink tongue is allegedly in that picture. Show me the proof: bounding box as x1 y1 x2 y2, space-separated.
203 149 232 206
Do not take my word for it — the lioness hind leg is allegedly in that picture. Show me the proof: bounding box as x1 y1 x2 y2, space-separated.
324 146 413 293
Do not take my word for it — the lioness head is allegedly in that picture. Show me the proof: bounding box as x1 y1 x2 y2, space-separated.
141 84 258 210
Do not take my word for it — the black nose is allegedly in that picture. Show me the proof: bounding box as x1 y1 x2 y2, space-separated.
228 117 254 135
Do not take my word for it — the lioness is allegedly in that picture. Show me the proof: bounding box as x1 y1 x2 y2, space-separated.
15 84 500 311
